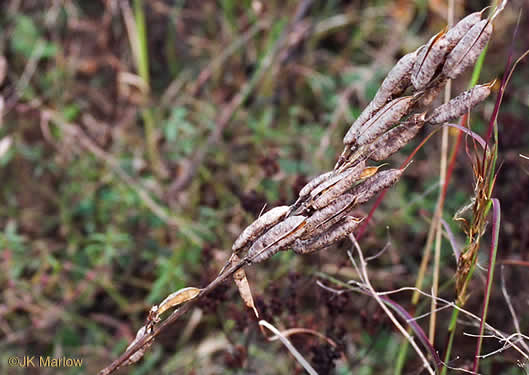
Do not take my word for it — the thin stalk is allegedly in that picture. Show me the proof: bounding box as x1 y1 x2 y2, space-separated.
429 0 454 343
129 0 167 178
472 199 500 372
409 15 491 374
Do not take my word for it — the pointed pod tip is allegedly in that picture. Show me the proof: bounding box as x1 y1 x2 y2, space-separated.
486 78 500 91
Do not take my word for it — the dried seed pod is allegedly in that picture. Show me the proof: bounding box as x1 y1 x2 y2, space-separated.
356 96 414 146
350 168 404 205
310 161 366 200
298 171 334 199
444 12 483 49
232 206 290 252
372 50 418 109
303 194 356 234
343 50 418 145
412 30 450 90
416 79 446 108
292 216 363 255
368 113 426 161
443 19 493 79
343 101 377 145
248 215 306 263
310 161 366 210
427 82 492 125
368 112 425 155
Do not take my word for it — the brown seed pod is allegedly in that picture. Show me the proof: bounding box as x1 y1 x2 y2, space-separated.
343 101 377 145
372 50 418 109
232 206 290 252
248 215 306 263
411 29 450 90
310 161 366 200
303 194 356 234
350 168 404 205
416 79 446 108
443 19 493 79
427 82 493 125
444 12 483 49
310 161 366 210
298 171 335 199
343 50 418 145
356 96 414 146
292 216 364 255
368 112 426 161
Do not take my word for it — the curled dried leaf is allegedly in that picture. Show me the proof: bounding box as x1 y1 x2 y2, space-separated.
156 287 201 318
350 168 404 205
248 215 307 263
123 325 154 366
232 206 290 252
443 19 493 79
368 112 426 161
427 82 493 125
356 96 414 146
231 254 259 318
292 216 364 255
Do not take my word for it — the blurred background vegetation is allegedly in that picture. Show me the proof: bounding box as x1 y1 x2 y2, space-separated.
1 0 528 374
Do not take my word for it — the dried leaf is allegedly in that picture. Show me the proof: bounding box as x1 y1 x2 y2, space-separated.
248 215 307 263
122 325 154 366
232 206 290 252
156 287 201 318
231 254 259 318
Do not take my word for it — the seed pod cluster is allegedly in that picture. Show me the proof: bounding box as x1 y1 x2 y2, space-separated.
341 8 494 163
228 6 497 265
